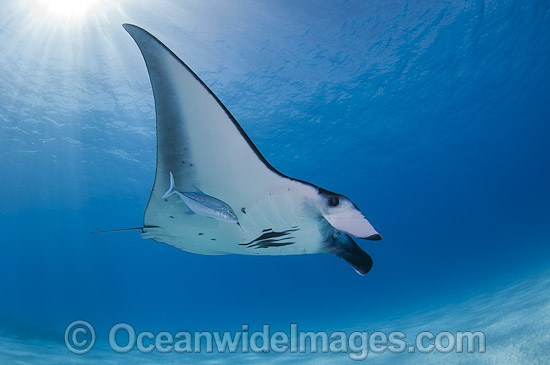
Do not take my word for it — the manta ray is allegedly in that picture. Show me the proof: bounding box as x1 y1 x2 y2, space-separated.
122 24 381 275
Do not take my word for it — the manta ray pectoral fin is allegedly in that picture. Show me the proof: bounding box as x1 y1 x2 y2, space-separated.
123 23 287 234
328 233 373 275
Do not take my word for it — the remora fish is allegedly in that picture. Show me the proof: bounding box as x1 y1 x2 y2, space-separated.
162 172 238 224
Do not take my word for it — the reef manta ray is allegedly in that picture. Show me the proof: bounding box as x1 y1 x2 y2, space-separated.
122 24 381 275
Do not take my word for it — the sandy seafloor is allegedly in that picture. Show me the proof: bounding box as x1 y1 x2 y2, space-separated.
1 271 548 364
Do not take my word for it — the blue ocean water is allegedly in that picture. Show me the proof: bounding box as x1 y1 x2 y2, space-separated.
1 0 549 363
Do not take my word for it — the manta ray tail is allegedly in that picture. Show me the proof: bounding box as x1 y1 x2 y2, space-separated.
91 227 144 234
162 172 177 199
91 226 160 234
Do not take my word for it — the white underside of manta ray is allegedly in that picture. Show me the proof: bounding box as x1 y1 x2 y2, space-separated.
122 24 382 275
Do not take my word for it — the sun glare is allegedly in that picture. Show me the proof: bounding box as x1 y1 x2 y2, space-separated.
32 0 112 22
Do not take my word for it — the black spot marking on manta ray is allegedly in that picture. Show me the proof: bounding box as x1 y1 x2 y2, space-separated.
239 228 299 249
170 215 174 219
241 207 246 214
211 238 216 241
198 233 204 236
181 160 185 164
189 163 194 167
249 240 296 249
